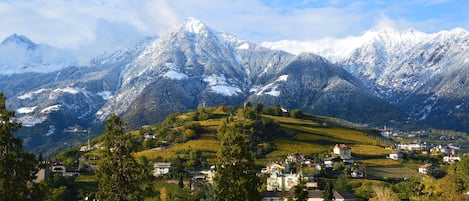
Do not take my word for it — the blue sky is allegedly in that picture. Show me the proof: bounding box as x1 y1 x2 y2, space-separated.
0 0 468 51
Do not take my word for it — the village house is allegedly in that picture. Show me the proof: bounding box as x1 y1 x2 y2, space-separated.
286 153 305 163
51 164 66 174
443 155 461 163
198 165 216 184
266 172 301 191
397 143 422 151
143 132 155 140
261 162 286 174
350 170 364 178
333 144 352 159
380 126 392 138
388 152 402 160
397 143 414 151
191 175 207 190
324 156 343 168
304 161 322 172
418 164 437 175
153 162 172 176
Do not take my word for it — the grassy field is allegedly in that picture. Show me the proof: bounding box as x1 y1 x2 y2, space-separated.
134 134 219 162
266 138 330 158
361 158 419 180
133 114 393 165
367 165 418 179
352 144 393 158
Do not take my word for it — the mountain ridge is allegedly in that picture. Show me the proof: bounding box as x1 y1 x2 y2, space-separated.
0 18 466 154
262 26 469 131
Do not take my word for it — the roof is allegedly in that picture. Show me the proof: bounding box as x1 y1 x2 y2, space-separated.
154 162 172 168
335 190 358 199
419 164 433 169
324 156 341 161
335 144 351 150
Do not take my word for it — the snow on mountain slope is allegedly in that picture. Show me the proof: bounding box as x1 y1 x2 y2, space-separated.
263 26 469 130
262 27 469 97
96 17 249 122
0 18 420 155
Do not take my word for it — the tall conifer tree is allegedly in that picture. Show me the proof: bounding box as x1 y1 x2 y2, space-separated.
214 122 260 201
0 92 38 200
323 182 334 201
96 114 149 201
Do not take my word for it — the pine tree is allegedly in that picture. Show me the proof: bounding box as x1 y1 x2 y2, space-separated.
214 123 260 201
323 182 334 201
294 184 308 201
96 114 150 201
0 92 38 200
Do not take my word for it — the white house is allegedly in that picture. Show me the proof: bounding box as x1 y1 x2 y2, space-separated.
397 143 421 151
380 126 392 138
389 152 402 160
418 164 437 175
198 165 216 184
143 132 155 140
350 170 364 178
153 162 172 176
333 144 351 159
266 172 301 191
443 155 461 163
261 162 286 174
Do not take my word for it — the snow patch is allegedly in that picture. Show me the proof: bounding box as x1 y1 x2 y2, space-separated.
41 105 61 114
53 87 80 94
237 43 250 50
162 62 188 80
45 125 55 136
256 75 288 97
277 75 288 82
18 88 50 99
164 70 188 80
16 106 36 114
97 91 113 100
203 74 241 96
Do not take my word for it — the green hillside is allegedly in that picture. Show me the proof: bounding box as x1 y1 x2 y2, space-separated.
130 108 390 164
53 105 395 173
45 105 469 201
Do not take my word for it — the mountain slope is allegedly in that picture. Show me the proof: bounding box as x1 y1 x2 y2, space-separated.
1 19 411 155
262 27 469 130
247 53 407 124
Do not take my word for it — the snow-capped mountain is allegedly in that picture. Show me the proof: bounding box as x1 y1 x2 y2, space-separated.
0 34 79 75
7 18 467 155
262 27 469 130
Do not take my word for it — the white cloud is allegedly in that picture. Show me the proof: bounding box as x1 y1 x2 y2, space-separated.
0 0 467 52
0 0 179 48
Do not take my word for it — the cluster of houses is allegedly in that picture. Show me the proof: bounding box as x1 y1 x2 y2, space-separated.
151 144 360 200
262 153 321 192
389 142 464 176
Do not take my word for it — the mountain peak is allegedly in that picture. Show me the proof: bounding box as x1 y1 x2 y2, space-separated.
1 33 36 48
181 17 210 34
